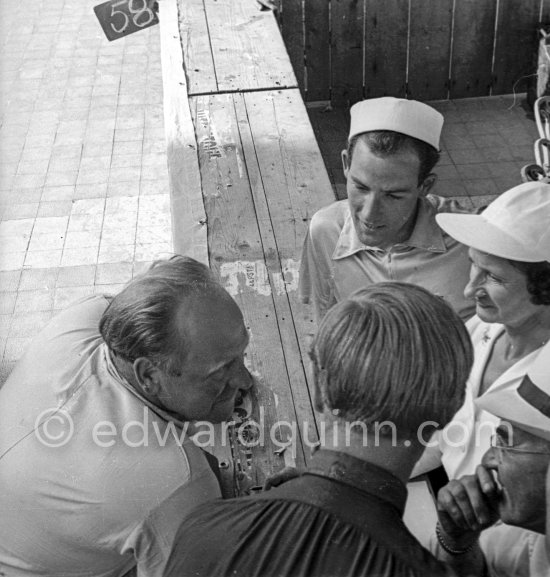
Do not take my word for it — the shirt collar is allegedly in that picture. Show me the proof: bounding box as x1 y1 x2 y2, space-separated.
304 448 407 516
333 198 447 259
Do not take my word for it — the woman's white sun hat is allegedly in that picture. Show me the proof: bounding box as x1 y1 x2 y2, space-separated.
436 182 550 263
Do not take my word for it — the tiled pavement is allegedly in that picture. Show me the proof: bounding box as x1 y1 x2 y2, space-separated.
308 95 540 210
0 0 173 383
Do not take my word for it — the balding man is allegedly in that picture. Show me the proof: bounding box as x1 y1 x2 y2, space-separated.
0 256 252 576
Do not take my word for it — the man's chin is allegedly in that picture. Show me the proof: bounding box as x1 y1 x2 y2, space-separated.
355 228 391 249
209 401 238 424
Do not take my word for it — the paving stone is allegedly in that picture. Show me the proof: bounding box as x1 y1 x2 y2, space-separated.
24 249 62 269
95 262 133 284
53 285 94 310
14 288 54 313
56 264 96 287
0 292 17 315
9 309 53 338
19 267 58 291
0 269 22 292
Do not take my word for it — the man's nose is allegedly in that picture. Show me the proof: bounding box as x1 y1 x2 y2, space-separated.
229 362 253 391
360 193 382 221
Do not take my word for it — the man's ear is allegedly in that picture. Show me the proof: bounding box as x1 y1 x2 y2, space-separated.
133 357 162 396
341 148 350 179
420 173 437 196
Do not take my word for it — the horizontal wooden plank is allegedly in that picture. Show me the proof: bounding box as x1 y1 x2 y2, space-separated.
202 0 298 93
178 0 218 95
159 0 208 264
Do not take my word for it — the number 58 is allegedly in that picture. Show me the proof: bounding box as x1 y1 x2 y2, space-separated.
110 0 156 34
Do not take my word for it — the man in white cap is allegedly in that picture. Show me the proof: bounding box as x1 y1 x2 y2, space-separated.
432 342 550 576
299 96 475 323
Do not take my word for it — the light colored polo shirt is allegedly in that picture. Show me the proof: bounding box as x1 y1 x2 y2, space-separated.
0 296 220 577
299 195 475 323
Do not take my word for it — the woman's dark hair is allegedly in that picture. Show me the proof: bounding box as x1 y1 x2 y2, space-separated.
347 130 440 184
508 260 550 306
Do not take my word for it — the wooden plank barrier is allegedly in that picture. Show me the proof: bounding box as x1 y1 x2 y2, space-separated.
331 0 365 105
180 0 298 95
492 0 541 95
407 0 453 101
363 0 407 99
304 0 330 102
277 0 548 104
160 0 208 264
160 0 336 494
449 0 497 99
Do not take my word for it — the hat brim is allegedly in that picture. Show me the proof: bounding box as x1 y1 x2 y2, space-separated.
436 213 546 263
476 390 550 442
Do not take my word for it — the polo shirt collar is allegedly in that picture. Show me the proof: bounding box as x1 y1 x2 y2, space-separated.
333 198 447 259
305 448 407 516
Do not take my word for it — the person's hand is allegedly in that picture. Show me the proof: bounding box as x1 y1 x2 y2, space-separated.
256 0 280 11
263 466 300 490
437 465 500 544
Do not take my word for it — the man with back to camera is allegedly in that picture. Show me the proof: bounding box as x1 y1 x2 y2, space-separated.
299 96 475 324
162 282 473 577
0 255 252 577
433 343 550 576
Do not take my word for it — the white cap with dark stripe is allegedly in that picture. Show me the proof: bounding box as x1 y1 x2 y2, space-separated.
476 342 550 441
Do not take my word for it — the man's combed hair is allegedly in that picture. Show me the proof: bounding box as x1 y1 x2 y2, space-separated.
311 282 474 436
348 130 440 184
99 256 220 375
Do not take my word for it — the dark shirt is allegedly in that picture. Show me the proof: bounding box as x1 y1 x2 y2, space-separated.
164 449 451 577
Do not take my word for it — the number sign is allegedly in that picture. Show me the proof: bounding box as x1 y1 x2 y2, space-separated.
94 0 159 42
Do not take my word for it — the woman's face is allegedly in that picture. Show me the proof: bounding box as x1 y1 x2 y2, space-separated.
464 248 540 328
